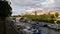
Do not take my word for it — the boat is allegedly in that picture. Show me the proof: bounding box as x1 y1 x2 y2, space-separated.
47 23 60 30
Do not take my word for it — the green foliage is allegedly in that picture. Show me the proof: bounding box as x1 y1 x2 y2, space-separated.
21 12 60 23
0 1 12 18
22 14 55 23
38 14 54 22
12 15 21 17
55 12 59 18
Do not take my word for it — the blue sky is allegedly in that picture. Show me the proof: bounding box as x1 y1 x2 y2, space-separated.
7 0 60 15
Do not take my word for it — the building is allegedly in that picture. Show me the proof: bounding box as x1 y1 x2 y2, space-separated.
25 9 60 16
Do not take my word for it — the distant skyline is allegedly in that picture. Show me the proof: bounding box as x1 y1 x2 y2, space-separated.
7 0 60 15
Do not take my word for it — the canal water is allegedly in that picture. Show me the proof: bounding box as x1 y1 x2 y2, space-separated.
40 27 60 34
15 21 60 34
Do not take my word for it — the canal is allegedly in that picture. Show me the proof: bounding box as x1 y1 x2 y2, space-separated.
15 20 60 34
40 27 60 34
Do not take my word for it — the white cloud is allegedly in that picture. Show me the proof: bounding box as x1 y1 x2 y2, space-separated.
42 0 54 4
41 0 55 7
7 0 60 15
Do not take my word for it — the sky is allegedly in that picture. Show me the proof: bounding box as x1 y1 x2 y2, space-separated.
7 0 60 15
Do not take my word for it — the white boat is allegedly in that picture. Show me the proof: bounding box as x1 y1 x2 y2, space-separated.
48 23 60 30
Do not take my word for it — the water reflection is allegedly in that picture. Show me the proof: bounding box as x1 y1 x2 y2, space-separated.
40 27 60 34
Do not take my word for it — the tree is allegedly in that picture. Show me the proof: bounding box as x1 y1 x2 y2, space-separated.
0 1 12 34
18 15 21 17
48 12 50 15
55 12 59 23
0 1 12 18
55 12 59 18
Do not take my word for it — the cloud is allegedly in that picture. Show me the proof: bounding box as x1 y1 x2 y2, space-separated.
41 0 55 7
9 0 60 9
7 0 60 15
